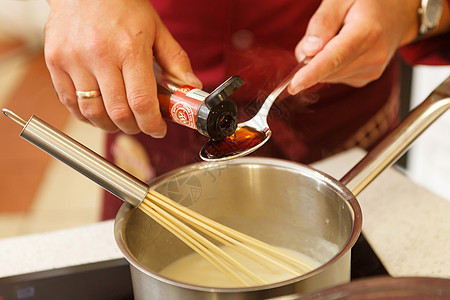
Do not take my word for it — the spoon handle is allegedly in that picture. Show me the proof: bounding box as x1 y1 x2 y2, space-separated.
258 58 309 118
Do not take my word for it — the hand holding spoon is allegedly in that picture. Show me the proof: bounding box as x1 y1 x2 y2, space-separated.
200 59 308 161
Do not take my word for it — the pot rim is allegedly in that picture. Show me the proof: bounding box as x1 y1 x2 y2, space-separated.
114 156 363 292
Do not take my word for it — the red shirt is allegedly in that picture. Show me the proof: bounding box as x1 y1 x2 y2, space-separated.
102 0 449 219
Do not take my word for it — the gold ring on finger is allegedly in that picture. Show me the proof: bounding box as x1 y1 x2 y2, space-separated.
76 90 102 99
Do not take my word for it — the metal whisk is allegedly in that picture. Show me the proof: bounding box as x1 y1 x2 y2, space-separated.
2 109 312 286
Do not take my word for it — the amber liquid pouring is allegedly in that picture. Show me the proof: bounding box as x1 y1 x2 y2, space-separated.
202 126 267 159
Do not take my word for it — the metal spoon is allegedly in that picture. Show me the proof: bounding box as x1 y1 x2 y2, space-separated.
199 59 308 161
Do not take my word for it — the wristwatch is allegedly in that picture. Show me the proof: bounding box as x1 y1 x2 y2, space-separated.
418 0 443 36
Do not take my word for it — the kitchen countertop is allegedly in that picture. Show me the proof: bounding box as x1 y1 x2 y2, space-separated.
0 220 122 278
0 148 449 279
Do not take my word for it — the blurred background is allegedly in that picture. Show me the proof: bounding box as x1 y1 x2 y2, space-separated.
0 0 449 239
0 0 104 238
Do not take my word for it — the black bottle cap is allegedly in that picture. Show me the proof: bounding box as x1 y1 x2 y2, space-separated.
197 76 243 140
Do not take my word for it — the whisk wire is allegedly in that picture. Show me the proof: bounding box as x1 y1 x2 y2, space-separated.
148 194 279 274
149 191 306 275
139 200 251 286
139 189 313 286
141 197 267 285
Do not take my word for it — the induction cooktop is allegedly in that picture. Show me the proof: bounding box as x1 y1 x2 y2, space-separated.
0 234 387 299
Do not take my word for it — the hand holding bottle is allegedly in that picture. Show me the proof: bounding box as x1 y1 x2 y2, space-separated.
44 0 202 138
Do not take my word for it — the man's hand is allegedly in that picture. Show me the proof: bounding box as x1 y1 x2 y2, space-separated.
44 0 201 137
288 0 421 94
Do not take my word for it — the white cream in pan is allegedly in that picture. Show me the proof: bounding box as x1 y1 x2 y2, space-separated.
160 246 321 288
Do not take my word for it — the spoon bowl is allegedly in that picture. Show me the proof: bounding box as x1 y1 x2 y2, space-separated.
200 125 271 162
200 60 307 161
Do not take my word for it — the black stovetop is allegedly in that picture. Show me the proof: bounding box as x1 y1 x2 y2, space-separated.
0 234 387 300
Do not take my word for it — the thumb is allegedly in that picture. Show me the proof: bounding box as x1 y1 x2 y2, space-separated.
295 0 353 60
153 23 202 88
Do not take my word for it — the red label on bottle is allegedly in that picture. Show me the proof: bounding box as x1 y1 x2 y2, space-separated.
170 86 208 130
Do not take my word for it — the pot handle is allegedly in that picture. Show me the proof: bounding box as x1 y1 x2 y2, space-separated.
340 75 450 197
271 75 450 300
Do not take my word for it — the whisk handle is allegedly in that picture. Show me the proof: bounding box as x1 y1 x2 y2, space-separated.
5 110 148 207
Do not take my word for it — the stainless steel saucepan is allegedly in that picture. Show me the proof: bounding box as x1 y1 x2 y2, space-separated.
2 76 449 299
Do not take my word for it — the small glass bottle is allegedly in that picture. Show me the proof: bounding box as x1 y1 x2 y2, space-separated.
156 68 242 140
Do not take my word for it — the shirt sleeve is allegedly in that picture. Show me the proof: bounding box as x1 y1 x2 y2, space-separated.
399 32 450 66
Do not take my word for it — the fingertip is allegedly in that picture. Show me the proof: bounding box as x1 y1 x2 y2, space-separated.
295 45 307 62
186 71 203 89
288 71 305 95
149 123 167 138
287 82 304 95
300 36 323 57
287 84 296 95
141 115 167 138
